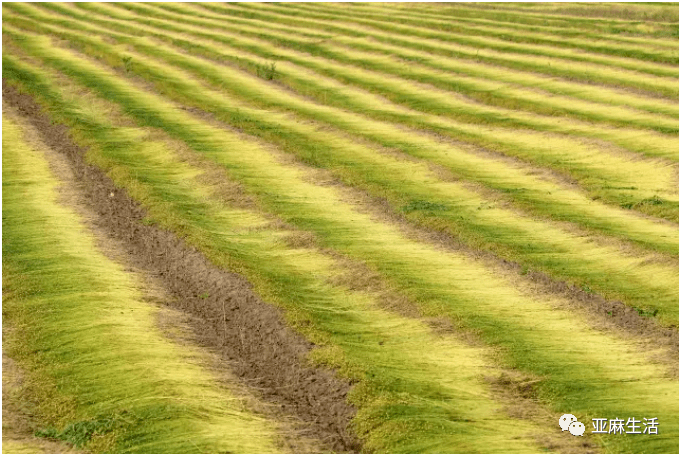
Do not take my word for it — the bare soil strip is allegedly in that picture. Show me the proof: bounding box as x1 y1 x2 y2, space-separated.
4 102 327 454
2 82 361 453
176 96 679 372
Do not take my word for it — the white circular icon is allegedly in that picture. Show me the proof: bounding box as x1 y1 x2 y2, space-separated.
569 421 586 436
559 413 578 431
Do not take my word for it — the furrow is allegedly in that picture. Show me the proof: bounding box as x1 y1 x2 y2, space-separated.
18 0 677 253
4 19 678 327
3 53 560 456
31 1 680 224
3 38 678 454
2 107 288 454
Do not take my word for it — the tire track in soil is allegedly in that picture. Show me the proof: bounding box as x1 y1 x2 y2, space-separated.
2 82 362 454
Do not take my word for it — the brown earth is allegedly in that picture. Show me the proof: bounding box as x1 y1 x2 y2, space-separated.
2 82 361 453
178 82 678 361
5 65 675 455
4 101 328 454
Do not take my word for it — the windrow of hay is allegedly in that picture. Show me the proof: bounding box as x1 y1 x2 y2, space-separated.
2 27 678 453
2 56 555 456
4 20 677 327
464 2 680 27
98 1 681 140
332 2 679 53
10 3 679 243
46 1 680 210
4 2 678 452
287 2 679 66
403 2 676 37
56 0 681 143
190 1 678 98
2 111 284 454
125 1 681 120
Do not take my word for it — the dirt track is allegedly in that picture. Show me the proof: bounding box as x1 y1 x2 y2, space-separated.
3 82 361 453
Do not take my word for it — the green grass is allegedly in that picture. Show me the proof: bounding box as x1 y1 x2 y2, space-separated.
4 20 677 329
1 55 549 455
280 2 680 66
2 112 283 454
188 1 679 98
3 46 678 453
3 3 678 453
127 1 681 115
8 3 679 235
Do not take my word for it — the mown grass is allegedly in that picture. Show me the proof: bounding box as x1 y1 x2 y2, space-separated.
137 1 681 112
193 1 679 98
485 2 680 24
1 55 550 455
76 0 681 154
1 440 52 454
2 112 283 454
9 3 676 248
144 2 680 135
125 2 681 120
85 6 678 176
282 2 680 66
3 44 679 453
402 2 680 38
57 0 678 132
19 1 680 226
345 2 679 50
5 18 678 329
328 37 680 129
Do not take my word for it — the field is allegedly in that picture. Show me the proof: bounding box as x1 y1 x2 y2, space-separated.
2 2 678 454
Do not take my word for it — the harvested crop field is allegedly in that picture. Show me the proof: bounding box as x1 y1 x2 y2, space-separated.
2 2 678 454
